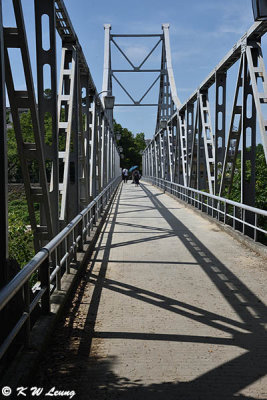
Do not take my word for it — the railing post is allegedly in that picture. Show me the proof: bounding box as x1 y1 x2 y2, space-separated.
56 248 61 290
78 218 83 252
40 256 50 314
233 206 236 230
93 202 97 225
254 213 258 242
23 281 30 347
243 209 246 234
224 201 227 224
73 230 77 262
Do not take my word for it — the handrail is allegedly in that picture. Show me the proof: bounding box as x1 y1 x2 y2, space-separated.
0 176 120 318
0 249 48 313
171 182 267 217
145 177 267 242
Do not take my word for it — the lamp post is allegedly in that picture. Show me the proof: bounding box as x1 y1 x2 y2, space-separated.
96 90 115 110
252 0 267 20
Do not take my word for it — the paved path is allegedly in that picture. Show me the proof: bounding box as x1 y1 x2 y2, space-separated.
36 181 267 400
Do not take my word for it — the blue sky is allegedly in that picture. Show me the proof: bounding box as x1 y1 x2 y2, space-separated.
3 0 260 139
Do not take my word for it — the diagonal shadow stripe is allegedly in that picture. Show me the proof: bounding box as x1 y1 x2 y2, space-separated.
141 183 267 330
75 182 267 398
97 232 177 251
88 274 252 338
93 331 236 346
115 221 173 233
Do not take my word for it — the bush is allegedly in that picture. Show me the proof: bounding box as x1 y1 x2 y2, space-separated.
8 188 35 268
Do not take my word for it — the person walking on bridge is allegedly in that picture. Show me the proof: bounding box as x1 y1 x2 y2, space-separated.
122 168 128 183
133 169 141 186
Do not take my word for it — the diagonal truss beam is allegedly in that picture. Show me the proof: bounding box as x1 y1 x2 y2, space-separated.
4 0 54 251
111 35 162 71
106 26 169 108
112 72 161 105
144 21 267 212
111 37 135 70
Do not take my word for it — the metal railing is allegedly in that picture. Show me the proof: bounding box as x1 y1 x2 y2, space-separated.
144 177 267 243
0 177 120 362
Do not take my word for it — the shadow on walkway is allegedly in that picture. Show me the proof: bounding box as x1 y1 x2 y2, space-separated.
33 183 267 400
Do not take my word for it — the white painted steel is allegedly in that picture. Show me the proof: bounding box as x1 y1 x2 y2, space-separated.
162 23 182 110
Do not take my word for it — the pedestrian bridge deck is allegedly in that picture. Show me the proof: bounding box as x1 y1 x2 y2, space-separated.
36 181 267 400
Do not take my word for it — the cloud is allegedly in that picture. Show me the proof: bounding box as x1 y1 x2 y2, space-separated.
178 87 195 92
171 48 202 62
124 46 150 64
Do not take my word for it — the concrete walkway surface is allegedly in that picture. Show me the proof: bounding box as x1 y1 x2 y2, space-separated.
34 181 267 400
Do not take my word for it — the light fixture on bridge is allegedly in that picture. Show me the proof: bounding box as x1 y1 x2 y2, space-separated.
116 133 121 141
119 147 123 153
252 0 267 20
104 95 115 110
159 120 167 130
96 90 115 110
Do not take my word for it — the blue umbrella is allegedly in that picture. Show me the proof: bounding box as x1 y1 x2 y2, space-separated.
129 165 138 172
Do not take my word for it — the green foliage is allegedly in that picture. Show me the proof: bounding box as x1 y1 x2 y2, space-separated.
255 144 267 211
114 121 146 171
7 110 53 181
223 144 267 241
7 126 21 181
225 144 267 211
8 188 34 268
6 111 11 124
44 112 53 146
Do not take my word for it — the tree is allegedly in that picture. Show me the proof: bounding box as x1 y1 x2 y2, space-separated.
223 144 267 241
255 144 267 211
114 121 146 171
7 110 53 182
7 111 35 182
226 144 267 211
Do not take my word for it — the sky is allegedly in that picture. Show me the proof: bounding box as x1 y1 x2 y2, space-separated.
2 0 262 139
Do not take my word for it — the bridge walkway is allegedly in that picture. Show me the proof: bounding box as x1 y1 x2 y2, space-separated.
34 181 267 400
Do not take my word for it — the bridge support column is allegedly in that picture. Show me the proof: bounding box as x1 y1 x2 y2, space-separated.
106 127 110 183
155 137 159 179
241 41 256 236
68 51 80 221
186 103 194 186
0 0 8 287
35 0 59 237
90 100 98 199
215 72 226 195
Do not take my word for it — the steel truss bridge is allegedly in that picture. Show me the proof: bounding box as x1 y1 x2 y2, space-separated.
0 0 267 382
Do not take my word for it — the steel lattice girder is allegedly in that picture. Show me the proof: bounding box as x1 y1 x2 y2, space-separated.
144 20 267 208
4 0 54 251
103 23 181 112
2 0 120 256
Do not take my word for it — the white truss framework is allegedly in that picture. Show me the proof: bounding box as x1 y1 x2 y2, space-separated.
1 0 121 255
143 21 267 218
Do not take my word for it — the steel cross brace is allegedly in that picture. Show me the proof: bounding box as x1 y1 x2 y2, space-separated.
4 0 54 251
